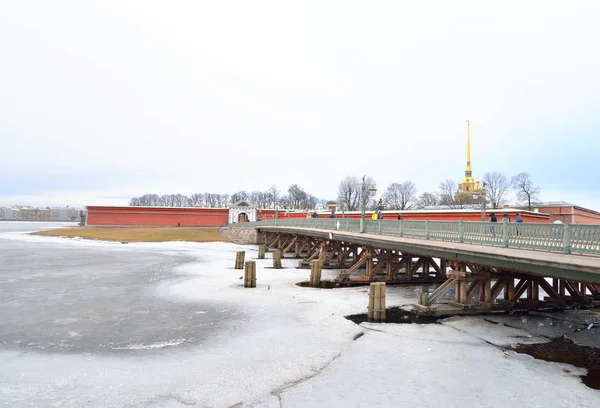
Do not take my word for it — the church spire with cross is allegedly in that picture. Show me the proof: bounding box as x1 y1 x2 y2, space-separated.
458 120 481 196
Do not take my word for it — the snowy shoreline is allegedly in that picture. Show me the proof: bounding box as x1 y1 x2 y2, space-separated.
0 222 598 407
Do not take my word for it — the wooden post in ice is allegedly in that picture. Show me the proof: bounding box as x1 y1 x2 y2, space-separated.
318 249 324 268
273 250 282 269
244 261 256 288
309 259 322 287
235 251 245 269
258 245 266 259
368 282 386 323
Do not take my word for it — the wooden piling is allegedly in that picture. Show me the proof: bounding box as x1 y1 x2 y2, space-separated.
235 251 245 269
258 245 266 259
273 250 282 269
309 259 322 287
244 261 256 288
368 282 386 322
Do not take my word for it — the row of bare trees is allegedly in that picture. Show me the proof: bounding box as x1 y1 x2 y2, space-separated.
130 172 541 211
438 172 540 210
129 184 324 209
336 172 541 211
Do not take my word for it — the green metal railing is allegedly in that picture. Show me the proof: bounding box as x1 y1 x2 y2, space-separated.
240 218 600 255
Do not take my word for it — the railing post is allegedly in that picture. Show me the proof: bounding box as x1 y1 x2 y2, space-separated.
563 223 572 253
458 218 464 243
502 219 509 247
399 219 403 237
425 219 430 240
378 220 382 234
345 219 349 231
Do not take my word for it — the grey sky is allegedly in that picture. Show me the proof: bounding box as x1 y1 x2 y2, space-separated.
1 1 599 209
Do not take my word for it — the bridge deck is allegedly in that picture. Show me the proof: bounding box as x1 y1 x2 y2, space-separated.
258 226 600 284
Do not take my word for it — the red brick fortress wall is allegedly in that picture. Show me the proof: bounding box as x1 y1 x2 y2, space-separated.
86 206 229 227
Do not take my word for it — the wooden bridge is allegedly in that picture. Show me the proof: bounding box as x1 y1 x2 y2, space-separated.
241 218 600 315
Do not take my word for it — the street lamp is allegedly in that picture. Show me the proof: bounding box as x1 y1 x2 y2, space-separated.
473 182 487 221
359 175 377 233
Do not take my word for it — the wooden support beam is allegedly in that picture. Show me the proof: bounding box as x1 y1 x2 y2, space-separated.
267 234 280 250
538 277 561 299
422 277 457 306
482 279 492 304
531 278 539 301
491 279 505 300
514 279 528 300
506 278 515 302
281 236 297 254
564 280 583 297
456 280 468 304
411 258 426 277
466 280 484 303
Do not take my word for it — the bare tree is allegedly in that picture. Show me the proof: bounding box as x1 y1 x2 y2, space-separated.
268 185 280 209
511 172 540 211
482 172 510 209
337 176 360 211
305 194 318 210
416 192 438 208
287 184 308 209
249 190 270 209
382 181 417 210
189 193 204 207
438 179 469 209
438 179 457 207
230 191 249 204
337 176 376 211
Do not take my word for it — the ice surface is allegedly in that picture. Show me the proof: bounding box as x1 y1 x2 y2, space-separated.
1 222 598 407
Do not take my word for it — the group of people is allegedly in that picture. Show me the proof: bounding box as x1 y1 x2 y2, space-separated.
489 213 523 223
489 212 523 237
371 209 384 220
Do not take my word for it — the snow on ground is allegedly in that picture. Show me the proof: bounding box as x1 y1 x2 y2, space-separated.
0 222 598 407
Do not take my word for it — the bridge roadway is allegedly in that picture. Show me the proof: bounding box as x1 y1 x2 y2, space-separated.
257 226 600 284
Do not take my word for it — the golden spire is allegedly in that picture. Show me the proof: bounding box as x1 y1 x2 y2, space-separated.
465 120 472 177
467 120 471 166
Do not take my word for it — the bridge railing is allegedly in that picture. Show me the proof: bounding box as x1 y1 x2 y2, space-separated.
240 218 600 255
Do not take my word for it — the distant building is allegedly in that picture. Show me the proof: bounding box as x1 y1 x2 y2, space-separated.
325 201 340 212
519 201 600 225
228 200 257 224
0 206 82 222
20 208 52 221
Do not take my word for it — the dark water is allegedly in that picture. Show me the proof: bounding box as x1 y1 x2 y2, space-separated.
512 337 600 390
345 306 444 324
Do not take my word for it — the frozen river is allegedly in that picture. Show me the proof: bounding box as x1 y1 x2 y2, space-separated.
0 222 598 407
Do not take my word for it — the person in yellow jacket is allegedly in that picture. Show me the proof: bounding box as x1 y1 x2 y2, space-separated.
371 210 379 220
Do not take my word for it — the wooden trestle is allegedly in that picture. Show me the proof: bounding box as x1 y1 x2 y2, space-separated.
414 261 600 315
265 232 446 284
265 232 600 314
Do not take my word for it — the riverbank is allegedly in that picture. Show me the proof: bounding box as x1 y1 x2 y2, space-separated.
32 226 231 243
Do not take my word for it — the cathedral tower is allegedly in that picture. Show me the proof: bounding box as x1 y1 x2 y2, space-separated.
458 120 481 195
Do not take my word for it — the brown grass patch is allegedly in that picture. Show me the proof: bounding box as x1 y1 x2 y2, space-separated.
33 227 231 243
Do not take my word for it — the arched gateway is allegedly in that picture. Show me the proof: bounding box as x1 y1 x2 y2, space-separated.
228 200 257 224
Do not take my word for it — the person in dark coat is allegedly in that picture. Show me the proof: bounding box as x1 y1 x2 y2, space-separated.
489 212 497 236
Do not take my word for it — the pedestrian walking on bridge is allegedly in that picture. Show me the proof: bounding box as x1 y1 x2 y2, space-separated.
489 212 497 237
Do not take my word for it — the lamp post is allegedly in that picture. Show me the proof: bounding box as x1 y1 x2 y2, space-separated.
359 175 377 233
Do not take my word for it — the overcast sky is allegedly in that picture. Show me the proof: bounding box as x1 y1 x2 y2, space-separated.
1 1 599 210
